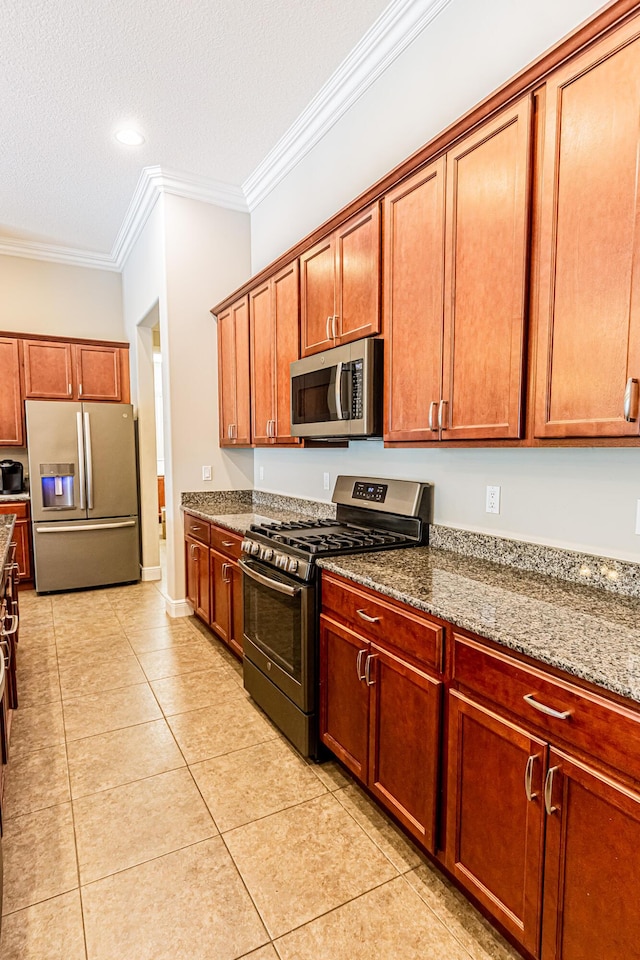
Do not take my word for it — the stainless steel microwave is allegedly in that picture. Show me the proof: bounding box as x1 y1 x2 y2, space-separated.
290 337 383 439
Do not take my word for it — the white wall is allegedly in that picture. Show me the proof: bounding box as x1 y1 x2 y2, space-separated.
0 255 124 340
161 194 253 604
251 0 640 562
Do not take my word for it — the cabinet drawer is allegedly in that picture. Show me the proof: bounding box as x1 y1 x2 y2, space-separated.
453 634 640 780
0 502 29 520
210 525 242 560
184 514 210 545
322 572 444 673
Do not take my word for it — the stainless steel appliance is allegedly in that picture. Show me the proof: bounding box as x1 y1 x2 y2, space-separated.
290 337 383 439
26 400 140 593
241 476 433 758
0 460 24 495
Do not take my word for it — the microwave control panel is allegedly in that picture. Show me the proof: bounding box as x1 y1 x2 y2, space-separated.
353 481 388 503
352 360 363 419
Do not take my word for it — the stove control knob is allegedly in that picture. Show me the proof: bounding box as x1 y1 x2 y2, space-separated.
249 541 261 556
260 547 274 562
241 540 251 554
287 558 299 573
276 554 287 569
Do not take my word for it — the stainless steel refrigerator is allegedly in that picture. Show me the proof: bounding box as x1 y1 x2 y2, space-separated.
26 400 140 593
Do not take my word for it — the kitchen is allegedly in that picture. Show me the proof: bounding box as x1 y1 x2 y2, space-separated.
1 0 640 958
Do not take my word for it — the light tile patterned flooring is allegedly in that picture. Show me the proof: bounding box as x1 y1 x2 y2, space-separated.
0 579 521 960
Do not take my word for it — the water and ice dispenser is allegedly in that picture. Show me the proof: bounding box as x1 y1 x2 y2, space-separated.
40 463 75 509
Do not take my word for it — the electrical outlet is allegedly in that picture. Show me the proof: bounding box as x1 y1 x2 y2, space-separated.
635 499 640 535
202 465 212 481
486 485 500 514
323 472 330 491
259 466 264 482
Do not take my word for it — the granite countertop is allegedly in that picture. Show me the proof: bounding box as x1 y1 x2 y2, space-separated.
0 493 29 502
0 514 16 568
318 546 640 705
181 490 335 536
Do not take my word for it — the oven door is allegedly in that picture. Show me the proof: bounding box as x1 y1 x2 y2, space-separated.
240 558 316 711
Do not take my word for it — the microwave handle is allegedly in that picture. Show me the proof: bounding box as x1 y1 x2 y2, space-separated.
334 361 344 420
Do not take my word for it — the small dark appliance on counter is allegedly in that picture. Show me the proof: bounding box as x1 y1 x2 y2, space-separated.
0 460 24 495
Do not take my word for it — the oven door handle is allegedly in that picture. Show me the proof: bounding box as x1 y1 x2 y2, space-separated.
334 361 344 420
238 559 301 597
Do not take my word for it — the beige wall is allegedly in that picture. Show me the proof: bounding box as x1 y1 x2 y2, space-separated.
0 255 124 340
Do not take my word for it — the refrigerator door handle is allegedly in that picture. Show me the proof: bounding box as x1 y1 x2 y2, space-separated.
84 411 94 510
35 521 137 533
76 412 86 510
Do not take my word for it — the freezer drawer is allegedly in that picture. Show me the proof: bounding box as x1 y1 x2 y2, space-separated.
32 517 139 593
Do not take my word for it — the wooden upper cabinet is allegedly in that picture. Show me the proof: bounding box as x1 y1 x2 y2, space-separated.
23 339 73 399
0 338 24 445
250 260 300 446
441 95 532 441
534 22 640 438
218 296 251 446
301 203 381 357
75 344 123 402
541 748 640 960
384 160 446 442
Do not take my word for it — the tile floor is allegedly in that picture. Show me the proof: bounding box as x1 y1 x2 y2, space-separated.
0 579 522 960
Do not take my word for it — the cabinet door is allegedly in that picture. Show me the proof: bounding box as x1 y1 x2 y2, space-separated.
210 548 231 644
300 236 336 356
319 615 369 781
14 519 31 581
23 339 74 399
446 691 546 956
383 161 446 442
441 97 532 441
335 203 381 345
186 538 209 622
0 338 24 445
218 297 250 446
368 644 442 851
542 749 640 960
185 537 198 608
250 281 275 445
534 24 640 438
272 260 300 444
227 561 244 659
75 344 122 401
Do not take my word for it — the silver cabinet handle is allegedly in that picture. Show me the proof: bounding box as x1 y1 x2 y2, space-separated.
326 316 333 341
356 648 367 681
222 540 235 547
438 399 448 430
189 543 196 559
364 653 376 686
1 615 19 637
76 411 86 510
523 694 571 720
68 382 72 395
333 315 339 340
357 608 380 624
191 524 201 532
428 401 439 431
524 755 538 802
84 412 94 509
222 562 231 584
624 377 639 422
0 639 10 669
233 424 238 439
79 383 83 397
544 766 559 815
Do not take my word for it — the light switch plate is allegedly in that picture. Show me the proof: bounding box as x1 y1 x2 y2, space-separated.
323 472 330 491
202 465 212 481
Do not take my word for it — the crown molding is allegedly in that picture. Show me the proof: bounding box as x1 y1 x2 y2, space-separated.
242 0 454 210
112 165 248 269
0 236 119 271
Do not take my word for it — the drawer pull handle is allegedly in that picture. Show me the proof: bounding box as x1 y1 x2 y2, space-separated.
191 525 201 532
356 648 367 681
1 614 19 637
524 755 538 802
357 609 380 624
544 765 559 816
523 694 571 720
0 638 10 668
364 653 376 686
222 541 235 547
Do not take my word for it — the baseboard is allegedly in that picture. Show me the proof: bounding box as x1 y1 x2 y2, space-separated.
140 565 162 581
165 597 193 618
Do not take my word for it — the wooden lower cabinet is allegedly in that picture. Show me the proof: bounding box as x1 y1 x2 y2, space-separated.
185 536 210 623
541 750 640 960
446 691 546 955
0 503 32 583
319 612 442 851
210 548 231 646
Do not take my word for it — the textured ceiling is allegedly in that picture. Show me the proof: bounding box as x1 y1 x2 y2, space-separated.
1 0 389 254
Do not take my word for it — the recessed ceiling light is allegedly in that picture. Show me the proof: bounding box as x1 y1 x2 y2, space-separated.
114 127 145 146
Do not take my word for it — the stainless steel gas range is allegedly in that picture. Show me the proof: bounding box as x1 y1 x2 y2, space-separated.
240 476 433 759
